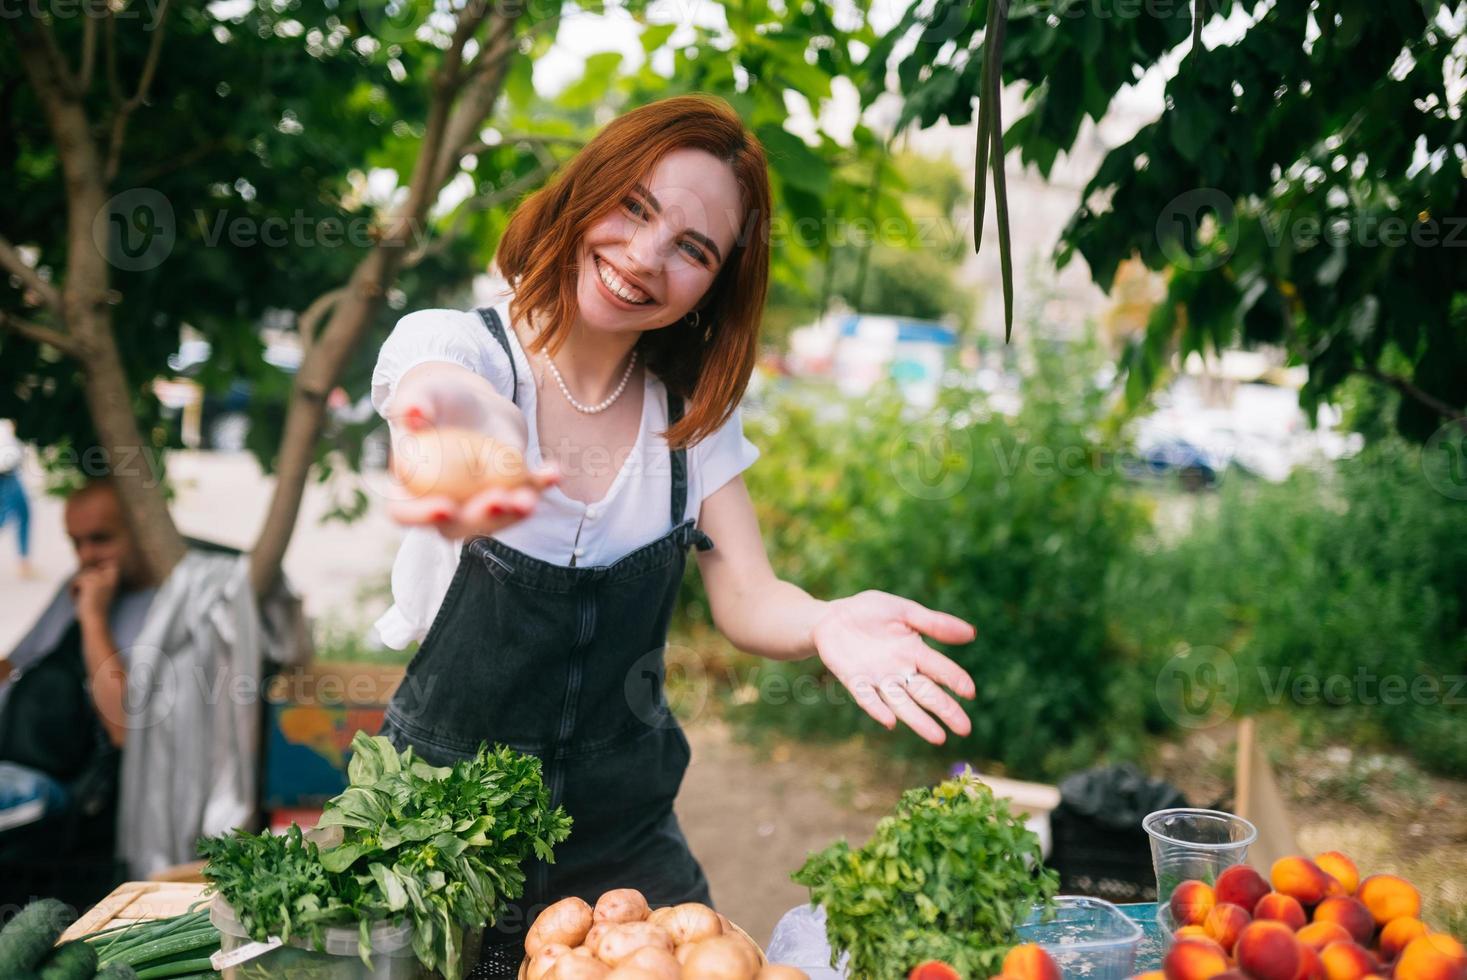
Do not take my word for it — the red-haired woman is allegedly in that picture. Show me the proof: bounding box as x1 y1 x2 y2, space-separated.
371 95 976 950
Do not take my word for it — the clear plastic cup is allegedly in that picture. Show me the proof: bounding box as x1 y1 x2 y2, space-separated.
1142 807 1257 906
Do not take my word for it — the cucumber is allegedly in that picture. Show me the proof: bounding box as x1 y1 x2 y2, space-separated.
39 940 98 980
0 899 77 974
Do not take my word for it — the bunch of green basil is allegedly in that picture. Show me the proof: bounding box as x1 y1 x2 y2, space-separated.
794 771 1058 979
200 731 572 980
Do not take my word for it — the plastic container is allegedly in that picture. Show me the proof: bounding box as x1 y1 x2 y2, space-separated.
1142 808 1257 906
1017 896 1144 980
210 892 481 979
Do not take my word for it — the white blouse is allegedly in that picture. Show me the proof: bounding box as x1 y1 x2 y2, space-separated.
369 295 761 650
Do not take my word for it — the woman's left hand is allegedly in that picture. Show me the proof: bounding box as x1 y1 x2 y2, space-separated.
810 590 977 745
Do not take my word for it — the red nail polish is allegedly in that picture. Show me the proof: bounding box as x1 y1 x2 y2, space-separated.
428 509 452 523
486 504 505 517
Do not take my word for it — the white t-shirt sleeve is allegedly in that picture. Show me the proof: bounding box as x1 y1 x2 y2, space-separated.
369 307 517 420
690 404 761 512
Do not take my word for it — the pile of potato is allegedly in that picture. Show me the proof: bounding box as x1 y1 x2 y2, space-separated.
522 888 810 980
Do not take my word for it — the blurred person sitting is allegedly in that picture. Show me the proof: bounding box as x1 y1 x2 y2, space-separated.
0 419 33 578
0 478 157 902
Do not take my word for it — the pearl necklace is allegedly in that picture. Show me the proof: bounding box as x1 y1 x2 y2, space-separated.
543 349 638 414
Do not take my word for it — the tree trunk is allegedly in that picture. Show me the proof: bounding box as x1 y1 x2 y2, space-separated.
7 13 187 584
247 12 519 597
247 255 397 596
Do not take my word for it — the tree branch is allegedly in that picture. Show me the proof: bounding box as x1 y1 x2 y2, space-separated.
1362 365 1467 433
455 132 585 158
0 232 62 312
404 157 556 268
105 0 174 183
0 310 79 355
79 3 100 93
295 287 346 349
429 14 519 192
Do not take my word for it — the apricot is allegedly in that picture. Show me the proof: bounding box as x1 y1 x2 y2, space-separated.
1315 853 1360 896
1237 920 1304 980
1165 937 1232 980
1297 922 1355 952
1357 875 1422 927
1273 857 1338 907
1395 934 1467 980
1320 942 1382 980
1205 903 1254 954
1314 897 1377 946
1172 880 1219 928
1255 893 1309 932
1217 865 1273 915
1380 919 1431 962
1002 944 1062 980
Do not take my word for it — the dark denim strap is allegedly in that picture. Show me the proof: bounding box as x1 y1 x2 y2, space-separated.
475 306 518 407
668 391 690 525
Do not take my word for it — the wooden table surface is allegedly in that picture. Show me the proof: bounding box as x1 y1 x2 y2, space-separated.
59 881 212 943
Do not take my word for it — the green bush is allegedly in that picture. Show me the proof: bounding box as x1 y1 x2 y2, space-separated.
1109 441 1467 775
679 337 1150 778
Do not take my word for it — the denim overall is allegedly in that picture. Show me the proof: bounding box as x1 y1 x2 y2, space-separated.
378 307 715 961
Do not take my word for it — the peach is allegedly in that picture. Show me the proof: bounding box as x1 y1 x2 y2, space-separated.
1177 926 1212 941
1218 865 1273 915
1314 898 1377 946
1255 893 1309 932
1320 942 1382 980
1003 944 1062 980
1205 904 1254 954
1395 934 1467 980
1380 919 1431 962
1172 880 1219 928
1357 876 1422 927
1132 973 1166 980
1165 937 1232 980
1273 857 1338 907
1237 920 1305 980
1298 922 1355 952
1315 853 1360 896
1297 943 1326 980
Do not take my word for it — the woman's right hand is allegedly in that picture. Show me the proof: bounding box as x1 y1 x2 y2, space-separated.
385 361 559 539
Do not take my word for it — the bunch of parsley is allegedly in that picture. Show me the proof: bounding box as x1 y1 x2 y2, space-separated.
793 771 1058 979
201 732 571 980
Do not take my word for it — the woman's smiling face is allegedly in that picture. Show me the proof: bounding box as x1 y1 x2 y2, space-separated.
575 147 745 337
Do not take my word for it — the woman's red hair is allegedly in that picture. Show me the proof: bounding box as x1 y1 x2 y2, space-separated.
494 94 771 449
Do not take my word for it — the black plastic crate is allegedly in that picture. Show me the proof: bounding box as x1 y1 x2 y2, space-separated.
1047 800 1158 903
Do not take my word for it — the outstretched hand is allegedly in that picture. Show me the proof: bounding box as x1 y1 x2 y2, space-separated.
386 364 558 540
810 590 977 745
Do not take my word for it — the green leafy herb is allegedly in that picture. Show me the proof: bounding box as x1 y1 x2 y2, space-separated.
201 732 571 980
793 770 1058 979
